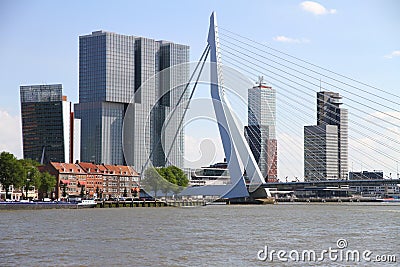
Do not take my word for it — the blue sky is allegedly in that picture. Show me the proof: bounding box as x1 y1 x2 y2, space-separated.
0 0 399 177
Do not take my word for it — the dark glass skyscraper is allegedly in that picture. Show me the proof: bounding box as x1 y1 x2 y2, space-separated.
20 84 80 164
317 91 348 179
75 31 189 171
304 91 348 180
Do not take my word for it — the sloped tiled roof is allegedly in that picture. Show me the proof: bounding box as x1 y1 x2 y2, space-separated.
50 162 85 174
78 162 101 174
49 162 139 176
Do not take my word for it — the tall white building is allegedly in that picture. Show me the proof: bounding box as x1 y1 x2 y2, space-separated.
245 78 277 181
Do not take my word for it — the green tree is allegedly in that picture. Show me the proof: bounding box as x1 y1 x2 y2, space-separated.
154 166 188 198
38 172 56 200
160 178 173 198
20 159 41 200
167 165 189 187
142 167 163 198
156 167 177 184
0 152 24 200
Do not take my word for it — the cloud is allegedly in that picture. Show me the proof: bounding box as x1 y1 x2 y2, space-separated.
0 110 22 158
273 35 310 44
384 50 400 59
300 1 337 15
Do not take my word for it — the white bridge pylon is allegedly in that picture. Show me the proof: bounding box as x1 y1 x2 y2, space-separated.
207 12 271 197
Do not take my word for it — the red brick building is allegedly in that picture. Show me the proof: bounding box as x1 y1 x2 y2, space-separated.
44 162 86 200
43 162 140 200
102 164 139 199
78 162 103 198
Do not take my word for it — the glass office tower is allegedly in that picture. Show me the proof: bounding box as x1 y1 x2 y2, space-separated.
304 91 348 180
75 31 189 171
20 84 80 164
317 91 348 179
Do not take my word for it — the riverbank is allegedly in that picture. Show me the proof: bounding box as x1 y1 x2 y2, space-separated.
0 199 208 210
1 197 394 210
0 201 78 210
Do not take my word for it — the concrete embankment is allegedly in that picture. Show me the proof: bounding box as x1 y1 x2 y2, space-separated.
0 202 78 210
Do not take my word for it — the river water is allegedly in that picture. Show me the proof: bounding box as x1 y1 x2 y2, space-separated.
0 203 399 266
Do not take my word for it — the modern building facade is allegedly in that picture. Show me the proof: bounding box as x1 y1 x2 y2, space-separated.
304 91 348 181
187 159 229 186
75 31 135 166
348 171 400 197
304 125 339 180
349 171 383 180
317 91 348 179
245 78 277 182
75 31 189 172
20 84 80 164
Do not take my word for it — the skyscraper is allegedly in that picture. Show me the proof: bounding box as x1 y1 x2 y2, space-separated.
75 31 189 171
304 91 348 180
75 31 135 165
20 84 80 164
317 91 348 179
245 78 277 182
304 125 339 180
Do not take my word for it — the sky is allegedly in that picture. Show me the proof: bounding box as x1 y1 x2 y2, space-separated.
0 0 399 179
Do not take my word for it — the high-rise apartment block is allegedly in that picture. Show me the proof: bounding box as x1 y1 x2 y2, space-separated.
304 125 339 180
304 91 348 180
75 31 189 172
245 78 277 182
317 91 348 179
20 84 80 164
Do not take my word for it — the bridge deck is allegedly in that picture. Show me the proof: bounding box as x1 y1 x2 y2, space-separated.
259 179 400 190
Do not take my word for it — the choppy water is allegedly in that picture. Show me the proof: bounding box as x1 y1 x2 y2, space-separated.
0 203 399 266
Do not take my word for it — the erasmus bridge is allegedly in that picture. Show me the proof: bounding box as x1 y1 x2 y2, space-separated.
140 12 400 201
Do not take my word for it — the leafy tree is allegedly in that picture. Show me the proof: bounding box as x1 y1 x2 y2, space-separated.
167 165 189 187
0 152 24 199
160 178 173 198
154 166 188 198
38 172 56 200
156 167 177 184
20 159 41 200
142 167 163 198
